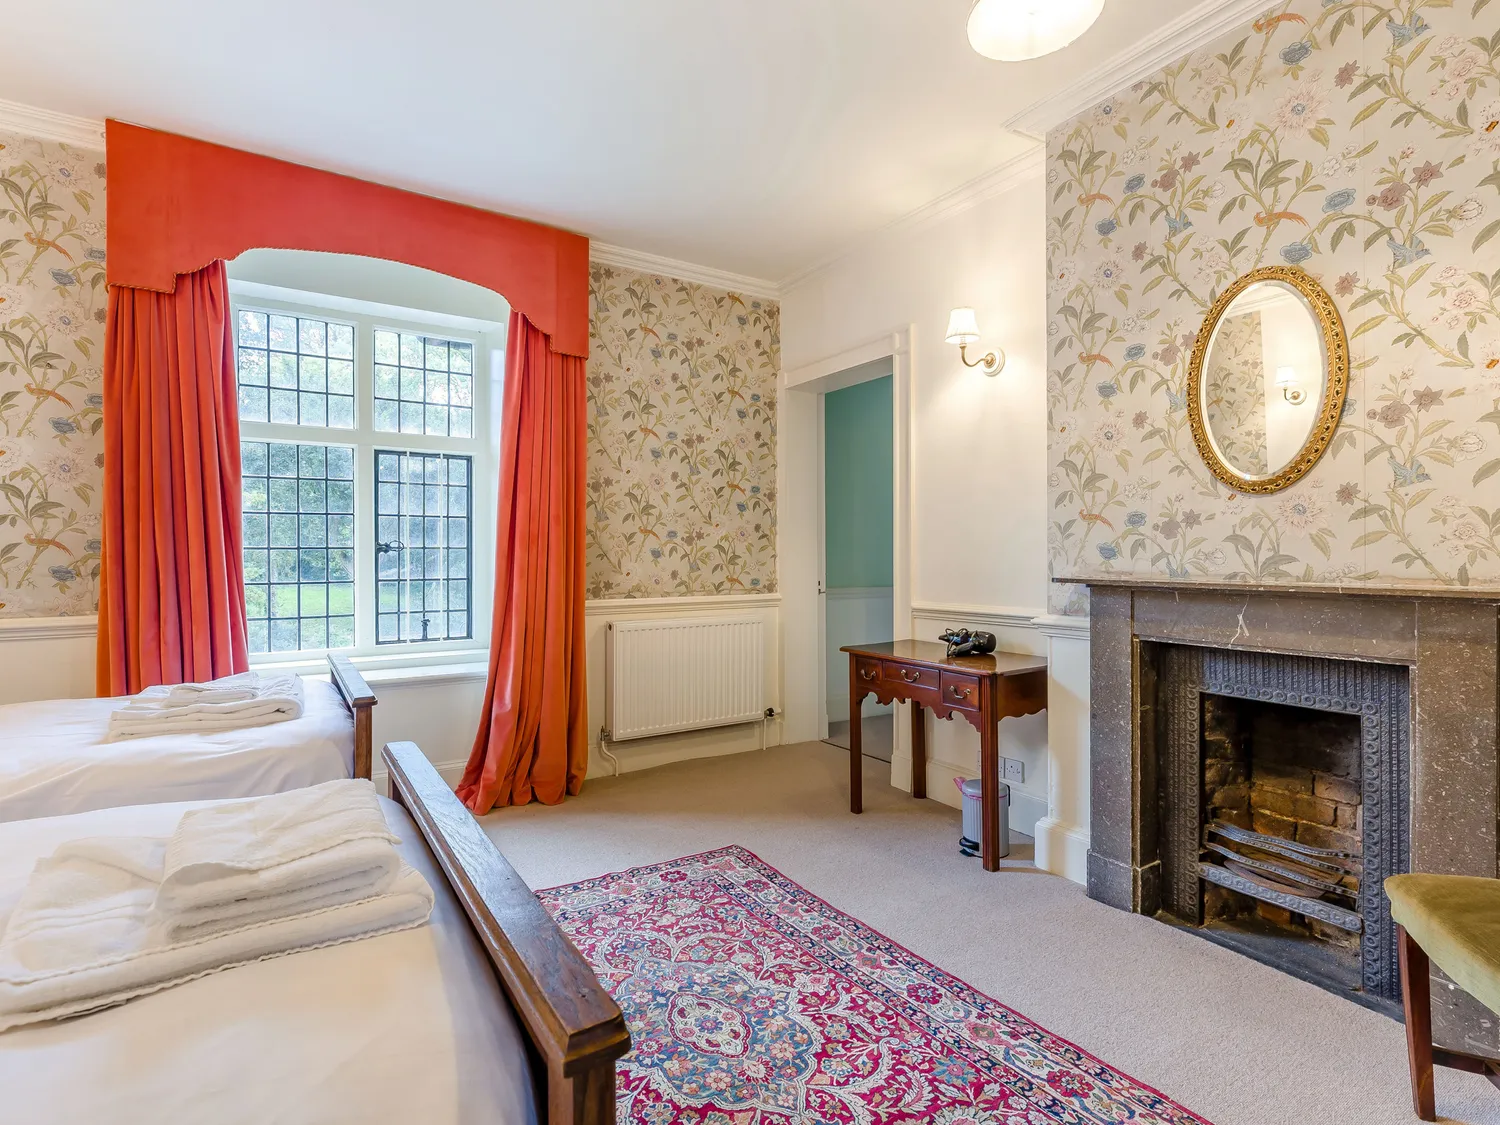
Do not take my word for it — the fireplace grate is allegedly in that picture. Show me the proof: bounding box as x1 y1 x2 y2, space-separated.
1199 862 1362 932
1200 819 1363 934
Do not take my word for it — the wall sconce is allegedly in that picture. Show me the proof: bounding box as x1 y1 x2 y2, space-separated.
1275 365 1306 405
945 308 1006 376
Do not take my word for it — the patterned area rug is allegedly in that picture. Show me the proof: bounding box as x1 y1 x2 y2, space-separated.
538 846 1211 1125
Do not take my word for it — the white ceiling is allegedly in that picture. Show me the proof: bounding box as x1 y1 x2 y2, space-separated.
2 0 1215 284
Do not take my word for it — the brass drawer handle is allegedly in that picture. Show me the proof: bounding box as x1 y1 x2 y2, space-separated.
899 668 920 683
859 668 877 681
948 684 973 699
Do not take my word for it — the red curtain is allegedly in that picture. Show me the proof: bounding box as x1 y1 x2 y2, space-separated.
458 311 587 813
97 262 248 695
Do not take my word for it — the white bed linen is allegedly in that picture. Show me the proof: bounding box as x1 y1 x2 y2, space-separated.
0 678 353 823
0 797 537 1125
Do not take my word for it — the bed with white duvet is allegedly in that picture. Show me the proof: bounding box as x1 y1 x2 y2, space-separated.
0 743 627 1125
0 656 376 824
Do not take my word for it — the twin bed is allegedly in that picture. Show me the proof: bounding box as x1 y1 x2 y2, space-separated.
0 666 625 1125
0 656 377 822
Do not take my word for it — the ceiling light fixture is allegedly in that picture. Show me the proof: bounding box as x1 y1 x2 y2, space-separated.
966 0 1106 62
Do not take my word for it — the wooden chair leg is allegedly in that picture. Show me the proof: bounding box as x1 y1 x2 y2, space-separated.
1399 924 1437 1122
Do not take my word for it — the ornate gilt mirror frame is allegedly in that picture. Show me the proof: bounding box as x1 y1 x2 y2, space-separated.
1186 265 1349 494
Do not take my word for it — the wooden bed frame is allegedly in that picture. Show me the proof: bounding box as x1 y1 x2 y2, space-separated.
384 740 630 1125
327 655 378 780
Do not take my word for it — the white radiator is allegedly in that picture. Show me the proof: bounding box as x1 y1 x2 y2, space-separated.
605 616 765 741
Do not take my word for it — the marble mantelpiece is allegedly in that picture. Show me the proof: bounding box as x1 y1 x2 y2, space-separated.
1074 578 1499 1047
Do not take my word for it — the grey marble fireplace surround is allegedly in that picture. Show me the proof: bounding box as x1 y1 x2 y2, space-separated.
1077 577 1500 1048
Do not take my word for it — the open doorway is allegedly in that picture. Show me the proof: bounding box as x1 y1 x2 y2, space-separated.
821 368 894 760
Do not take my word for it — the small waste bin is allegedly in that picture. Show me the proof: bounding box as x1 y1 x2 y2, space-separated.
954 776 1009 859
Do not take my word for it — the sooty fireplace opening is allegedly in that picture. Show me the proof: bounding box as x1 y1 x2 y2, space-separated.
1150 643 1409 1011
1198 695 1365 988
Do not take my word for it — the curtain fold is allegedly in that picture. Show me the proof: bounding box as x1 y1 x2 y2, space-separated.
96 261 249 696
457 310 587 813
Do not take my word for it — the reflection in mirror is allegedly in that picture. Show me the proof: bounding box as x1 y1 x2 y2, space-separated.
1200 281 1325 481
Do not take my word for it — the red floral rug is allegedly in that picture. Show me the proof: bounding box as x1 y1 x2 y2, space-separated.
538 845 1211 1125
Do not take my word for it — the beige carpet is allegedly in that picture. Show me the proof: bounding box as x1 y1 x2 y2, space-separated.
479 740 1500 1125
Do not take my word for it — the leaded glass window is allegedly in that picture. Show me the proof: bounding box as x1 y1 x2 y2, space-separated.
372 329 474 438
236 310 356 429
241 441 357 654
233 287 489 659
374 450 471 644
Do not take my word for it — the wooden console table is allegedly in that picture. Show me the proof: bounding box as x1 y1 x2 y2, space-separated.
841 640 1048 871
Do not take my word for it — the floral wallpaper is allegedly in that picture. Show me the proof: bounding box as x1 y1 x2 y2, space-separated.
1047 0 1500 612
585 265 778 598
1204 309 1271 474
0 130 106 618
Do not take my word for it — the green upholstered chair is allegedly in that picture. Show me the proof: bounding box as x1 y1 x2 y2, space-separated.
1385 874 1500 1120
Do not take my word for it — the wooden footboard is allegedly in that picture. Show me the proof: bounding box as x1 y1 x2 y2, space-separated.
382 741 629 1125
327 655 377 779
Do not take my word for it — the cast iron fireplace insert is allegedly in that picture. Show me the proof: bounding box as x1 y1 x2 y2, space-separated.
1148 642 1409 1012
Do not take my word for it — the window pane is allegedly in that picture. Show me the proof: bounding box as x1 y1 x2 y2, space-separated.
372 449 472 644
236 309 355 430
373 329 476 436
239 310 268 348
240 440 357 654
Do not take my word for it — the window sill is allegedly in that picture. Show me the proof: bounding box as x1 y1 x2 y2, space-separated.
250 650 491 688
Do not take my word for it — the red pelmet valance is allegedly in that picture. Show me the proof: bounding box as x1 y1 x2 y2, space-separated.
104 121 591 357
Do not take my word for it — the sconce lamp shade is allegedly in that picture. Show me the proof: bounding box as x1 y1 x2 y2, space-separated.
967 0 1106 62
1274 366 1297 388
945 307 982 346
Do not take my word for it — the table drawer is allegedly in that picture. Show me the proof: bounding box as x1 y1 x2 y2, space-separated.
852 657 883 690
940 672 982 712
880 662 937 691
875 662 938 706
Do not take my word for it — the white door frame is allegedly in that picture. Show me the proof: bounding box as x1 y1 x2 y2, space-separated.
779 326 914 780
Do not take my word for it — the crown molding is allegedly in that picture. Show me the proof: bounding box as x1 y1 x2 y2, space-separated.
0 98 105 148
589 242 781 302
778 145 1046 293
1005 0 1275 138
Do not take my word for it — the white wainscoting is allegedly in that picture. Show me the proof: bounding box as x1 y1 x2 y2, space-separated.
365 662 489 790
586 594 782 777
824 586 894 722
902 604 1049 840
1032 613 1092 885
0 598 783 789
0 616 99 704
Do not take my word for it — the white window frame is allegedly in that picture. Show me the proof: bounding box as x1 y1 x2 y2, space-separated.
229 282 503 674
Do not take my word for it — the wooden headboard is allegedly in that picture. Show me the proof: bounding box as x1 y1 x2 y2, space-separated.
327 655 377 780
383 741 629 1125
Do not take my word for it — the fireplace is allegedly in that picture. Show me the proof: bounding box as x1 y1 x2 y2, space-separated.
1150 643 1409 1008
1078 578 1500 1053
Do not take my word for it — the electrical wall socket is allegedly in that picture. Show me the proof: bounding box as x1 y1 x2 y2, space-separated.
1001 757 1024 784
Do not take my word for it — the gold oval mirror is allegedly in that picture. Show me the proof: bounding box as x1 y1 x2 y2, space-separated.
1187 266 1348 494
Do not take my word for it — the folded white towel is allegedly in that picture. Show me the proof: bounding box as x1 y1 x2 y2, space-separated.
123 672 298 712
107 673 305 741
154 672 263 707
156 780 399 939
0 781 431 1031
0 848 431 1031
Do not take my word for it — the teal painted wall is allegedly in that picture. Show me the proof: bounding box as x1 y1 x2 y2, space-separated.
824 375 893 588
